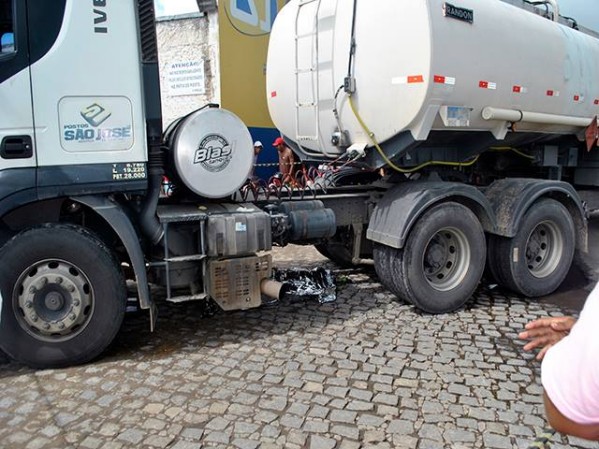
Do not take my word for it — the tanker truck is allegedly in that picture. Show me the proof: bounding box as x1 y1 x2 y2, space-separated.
267 0 599 309
0 0 597 368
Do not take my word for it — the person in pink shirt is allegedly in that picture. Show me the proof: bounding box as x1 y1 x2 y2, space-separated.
520 285 599 441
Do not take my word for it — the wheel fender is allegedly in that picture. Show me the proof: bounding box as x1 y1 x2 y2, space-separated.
484 179 587 251
71 195 154 313
367 182 495 249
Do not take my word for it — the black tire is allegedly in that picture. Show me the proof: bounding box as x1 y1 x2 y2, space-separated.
314 226 356 268
487 199 575 297
373 202 486 314
314 242 354 268
0 224 126 368
373 243 408 297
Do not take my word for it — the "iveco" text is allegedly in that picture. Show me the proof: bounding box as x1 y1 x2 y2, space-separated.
93 0 108 34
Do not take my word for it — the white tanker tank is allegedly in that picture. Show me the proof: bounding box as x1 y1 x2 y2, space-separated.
266 0 599 165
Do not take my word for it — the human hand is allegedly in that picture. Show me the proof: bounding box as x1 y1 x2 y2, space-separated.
518 316 577 361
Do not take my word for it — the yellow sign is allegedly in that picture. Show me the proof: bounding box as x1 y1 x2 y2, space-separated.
219 0 287 128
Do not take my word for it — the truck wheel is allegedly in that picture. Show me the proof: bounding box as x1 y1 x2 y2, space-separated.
373 243 409 298
314 242 353 268
488 199 574 297
0 224 126 368
374 202 486 314
314 226 355 268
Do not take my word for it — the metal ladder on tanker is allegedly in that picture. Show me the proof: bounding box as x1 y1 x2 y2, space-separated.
293 0 336 158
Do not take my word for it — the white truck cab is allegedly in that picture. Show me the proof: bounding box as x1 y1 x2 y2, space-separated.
0 0 158 215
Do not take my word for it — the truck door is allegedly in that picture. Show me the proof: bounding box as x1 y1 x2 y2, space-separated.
0 0 36 203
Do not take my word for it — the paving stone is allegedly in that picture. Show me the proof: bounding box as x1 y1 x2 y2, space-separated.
329 410 357 424
205 417 229 431
357 414 385 427
308 404 330 419
303 420 330 433
255 411 278 423
280 414 305 429
234 421 260 435
116 429 144 445
339 441 361 449
331 424 360 440
483 433 513 449
309 435 336 449
260 424 279 439
171 440 203 449
372 393 398 406
346 400 374 412
348 388 373 401
180 427 204 440
142 435 176 449
203 431 230 445
0 245 596 449
443 429 476 443
231 438 260 449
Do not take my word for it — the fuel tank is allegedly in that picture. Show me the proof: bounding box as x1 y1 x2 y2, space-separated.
266 0 599 161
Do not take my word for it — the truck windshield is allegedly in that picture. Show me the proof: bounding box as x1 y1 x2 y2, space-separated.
0 0 15 56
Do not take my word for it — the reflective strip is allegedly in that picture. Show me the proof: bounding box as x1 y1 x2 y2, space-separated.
433 75 456 85
546 90 560 97
573 95 584 103
479 81 497 90
392 75 424 84
512 85 528 94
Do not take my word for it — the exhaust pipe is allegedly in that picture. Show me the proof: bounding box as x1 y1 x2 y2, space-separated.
139 145 165 245
261 279 283 301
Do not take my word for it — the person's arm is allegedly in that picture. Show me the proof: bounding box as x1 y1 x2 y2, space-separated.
540 287 599 439
544 392 599 441
519 316 576 360
281 152 294 176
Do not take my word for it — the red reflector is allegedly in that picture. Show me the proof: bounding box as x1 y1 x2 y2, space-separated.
408 75 424 83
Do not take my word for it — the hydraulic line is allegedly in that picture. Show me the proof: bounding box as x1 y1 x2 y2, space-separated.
348 94 479 173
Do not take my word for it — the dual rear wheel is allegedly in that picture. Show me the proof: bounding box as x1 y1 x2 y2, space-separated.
374 199 575 313
487 199 575 298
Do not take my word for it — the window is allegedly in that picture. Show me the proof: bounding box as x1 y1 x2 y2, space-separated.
0 0 15 56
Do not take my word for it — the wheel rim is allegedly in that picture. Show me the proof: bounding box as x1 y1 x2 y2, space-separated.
422 227 470 292
525 220 563 279
13 259 94 342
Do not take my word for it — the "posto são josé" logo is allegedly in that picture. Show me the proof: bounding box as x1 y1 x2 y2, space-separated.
63 103 131 142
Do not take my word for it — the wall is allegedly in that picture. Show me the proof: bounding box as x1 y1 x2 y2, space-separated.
155 12 220 128
218 0 288 179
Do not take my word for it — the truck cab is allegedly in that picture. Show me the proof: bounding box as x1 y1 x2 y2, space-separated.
0 0 155 223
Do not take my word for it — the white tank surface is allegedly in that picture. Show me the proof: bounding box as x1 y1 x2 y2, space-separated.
266 0 599 159
168 107 254 199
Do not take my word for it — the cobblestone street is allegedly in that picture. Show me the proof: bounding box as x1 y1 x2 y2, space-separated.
0 245 598 449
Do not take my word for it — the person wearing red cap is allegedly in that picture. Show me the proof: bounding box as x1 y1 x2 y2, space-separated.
273 137 295 184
